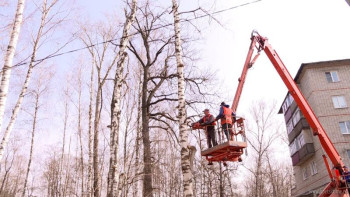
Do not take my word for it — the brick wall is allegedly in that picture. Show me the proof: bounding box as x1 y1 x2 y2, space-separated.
287 60 350 196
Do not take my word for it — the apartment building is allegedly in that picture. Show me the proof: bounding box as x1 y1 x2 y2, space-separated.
278 59 350 197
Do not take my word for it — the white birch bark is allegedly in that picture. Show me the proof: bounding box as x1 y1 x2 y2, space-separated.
108 0 137 196
171 0 194 196
133 70 142 197
0 0 51 162
0 0 26 158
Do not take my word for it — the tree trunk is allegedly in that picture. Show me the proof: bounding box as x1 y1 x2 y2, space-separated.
266 155 277 197
108 1 137 196
88 55 95 197
219 163 224 197
21 92 39 197
171 0 194 196
64 136 72 197
133 70 142 197
142 66 153 197
0 0 26 161
93 84 102 197
59 87 69 196
0 0 53 165
108 53 126 197
77 66 84 196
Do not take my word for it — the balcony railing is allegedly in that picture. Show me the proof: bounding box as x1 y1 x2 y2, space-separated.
284 101 297 123
288 118 310 143
291 143 315 166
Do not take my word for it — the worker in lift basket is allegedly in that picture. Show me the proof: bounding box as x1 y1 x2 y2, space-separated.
215 102 236 141
342 166 350 194
196 109 218 148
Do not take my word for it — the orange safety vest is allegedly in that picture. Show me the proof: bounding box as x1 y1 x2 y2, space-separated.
203 114 216 126
221 107 233 125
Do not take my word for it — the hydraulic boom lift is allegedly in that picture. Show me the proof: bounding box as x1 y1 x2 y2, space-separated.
233 30 348 197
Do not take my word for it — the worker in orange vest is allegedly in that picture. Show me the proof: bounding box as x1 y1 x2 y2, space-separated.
215 102 236 141
196 109 218 148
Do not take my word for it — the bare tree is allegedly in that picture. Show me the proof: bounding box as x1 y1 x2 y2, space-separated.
87 53 95 197
127 3 174 195
0 138 20 196
264 154 292 197
21 69 52 197
0 0 26 160
68 62 86 196
244 100 281 197
81 19 124 197
108 1 137 196
171 0 194 196
0 0 62 164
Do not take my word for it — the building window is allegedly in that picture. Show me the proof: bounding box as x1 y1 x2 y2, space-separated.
347 150 350 159
310 161 317 175
289 133 306 156
294 132 305 151
297 133 305 147
287 120 293 134
332 96 347 108
289 141 297 155
282 94 294 114
339 121 350 134
302 167 308 180
286 109 303 134
292 109 301 126
325 71 339 83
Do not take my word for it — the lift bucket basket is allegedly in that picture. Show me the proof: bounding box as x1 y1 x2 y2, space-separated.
201 117 247 163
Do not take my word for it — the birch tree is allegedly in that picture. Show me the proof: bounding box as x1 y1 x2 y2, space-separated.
21 69 51 197
0 0 60 163
81 20 123 197
87 54 95 197
0 0 25 158
108 0 137 196
171 0 194 196
69 62 85 196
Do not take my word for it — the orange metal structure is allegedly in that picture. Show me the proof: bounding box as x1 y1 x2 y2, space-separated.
200 117 247 163
233 30 348 197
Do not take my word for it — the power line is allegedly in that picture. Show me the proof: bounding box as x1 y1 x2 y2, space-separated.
13 0 262 68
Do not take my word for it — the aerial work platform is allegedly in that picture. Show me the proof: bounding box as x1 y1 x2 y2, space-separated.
201 140 247 162
192 117 247 163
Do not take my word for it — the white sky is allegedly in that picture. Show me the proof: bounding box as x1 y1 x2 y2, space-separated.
198 0 350 114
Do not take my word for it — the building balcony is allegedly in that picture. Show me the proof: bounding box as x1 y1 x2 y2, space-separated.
284 101 297 123
291 143 315 166
288 118 310 143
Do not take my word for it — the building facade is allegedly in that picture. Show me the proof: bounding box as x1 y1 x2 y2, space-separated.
279 59 350 197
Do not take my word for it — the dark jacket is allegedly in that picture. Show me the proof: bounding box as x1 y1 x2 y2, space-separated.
198 114 215 127
215 104 236 121
344 172 350 182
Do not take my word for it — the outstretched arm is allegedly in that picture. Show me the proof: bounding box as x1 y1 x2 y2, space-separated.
215 107 224 120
